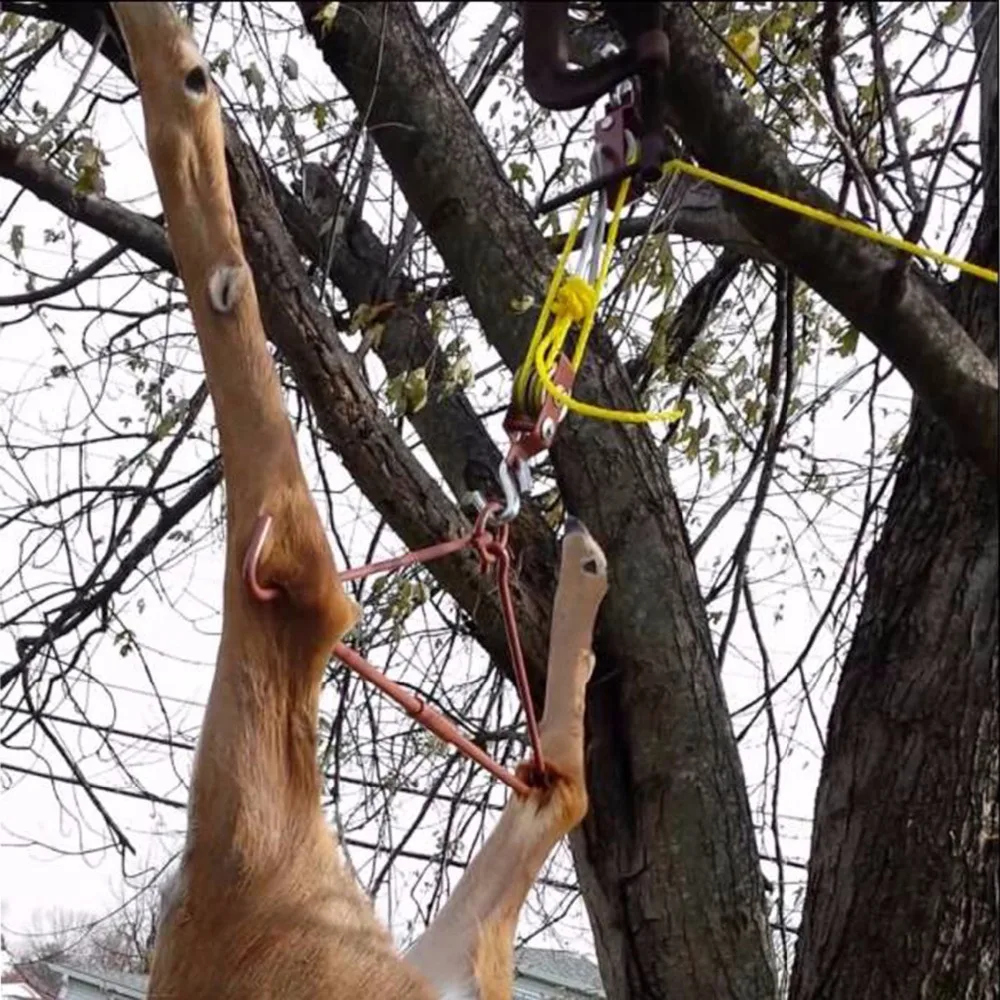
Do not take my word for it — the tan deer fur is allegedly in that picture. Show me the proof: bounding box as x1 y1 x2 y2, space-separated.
112 4 609 998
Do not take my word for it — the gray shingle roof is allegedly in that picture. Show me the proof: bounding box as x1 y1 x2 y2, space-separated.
515 947 605 997
35 948 605 998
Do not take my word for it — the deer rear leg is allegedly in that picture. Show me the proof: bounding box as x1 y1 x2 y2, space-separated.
405 518 608 1000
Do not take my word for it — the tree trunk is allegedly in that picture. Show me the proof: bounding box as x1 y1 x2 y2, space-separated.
298 3 777 997
789 8 999 996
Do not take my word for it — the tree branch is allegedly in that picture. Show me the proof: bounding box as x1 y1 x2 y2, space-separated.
296 4 776 997
1 461 221 691
5 4 558 693
0 135 173 271
657 4 997 480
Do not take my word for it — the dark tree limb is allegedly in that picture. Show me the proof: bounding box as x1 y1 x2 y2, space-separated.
788 6 999 996
0 135 173 271
297 3 777 998
657 4 997 480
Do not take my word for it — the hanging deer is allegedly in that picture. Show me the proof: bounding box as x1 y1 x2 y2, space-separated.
111 4 608 998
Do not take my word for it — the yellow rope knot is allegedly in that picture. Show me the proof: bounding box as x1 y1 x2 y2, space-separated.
553 276 597 323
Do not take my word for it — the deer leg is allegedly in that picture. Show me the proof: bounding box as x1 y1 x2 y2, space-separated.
110 6 425 998
405 517 608 1000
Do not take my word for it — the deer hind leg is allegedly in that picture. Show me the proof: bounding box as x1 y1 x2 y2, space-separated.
110 5 399 997
109 0 357 791
405 517 608 1000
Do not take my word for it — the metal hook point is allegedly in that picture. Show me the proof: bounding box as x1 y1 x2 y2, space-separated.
470 457 531 525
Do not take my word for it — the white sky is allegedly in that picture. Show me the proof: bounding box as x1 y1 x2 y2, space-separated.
0 0 984 971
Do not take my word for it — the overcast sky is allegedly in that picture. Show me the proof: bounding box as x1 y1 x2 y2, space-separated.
1 0 981 965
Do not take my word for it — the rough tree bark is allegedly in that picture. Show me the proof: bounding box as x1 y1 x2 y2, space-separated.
298 4 777 999
789 7 999 997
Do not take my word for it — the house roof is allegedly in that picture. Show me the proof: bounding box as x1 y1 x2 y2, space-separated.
44 960 149 998
1 955 60 1000
9 948 602 999
514 947 605 997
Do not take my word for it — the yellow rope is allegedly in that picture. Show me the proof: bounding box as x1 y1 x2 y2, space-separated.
663 159 998 285
526 171 686 426
522 153 996 431
511 196 590 414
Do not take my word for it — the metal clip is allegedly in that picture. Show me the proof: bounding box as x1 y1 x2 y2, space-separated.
470 455 532 525
579 151 610 283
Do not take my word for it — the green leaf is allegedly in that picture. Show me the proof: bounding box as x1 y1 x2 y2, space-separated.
857 81 877 112
428 302 446 338
726 25 761 86
10 224 24 260
833 325 859 357
440 354 474 398
242 62 265 101
683 427 700 462
386 375 405 415
508 160 534 195
1 12 23 35
405 368 428 414
938 1 966 26
313 102 329 131
72 139 108 196
349 303 387 334
655 236 675 296
280 53 299 80
387 368 428 416
151 410 180 441
647 309 674 375
313 3 341 36
767 8 795 39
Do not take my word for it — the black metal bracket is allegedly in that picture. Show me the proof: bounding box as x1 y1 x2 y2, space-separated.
521 2 671 187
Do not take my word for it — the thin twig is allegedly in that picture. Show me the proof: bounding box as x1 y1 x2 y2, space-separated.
23 18 109 148
0 243 127 307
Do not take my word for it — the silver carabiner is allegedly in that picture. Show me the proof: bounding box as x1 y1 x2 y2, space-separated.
580 149 609 284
